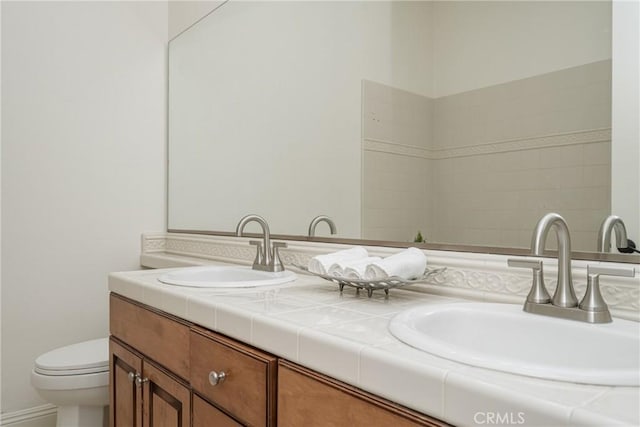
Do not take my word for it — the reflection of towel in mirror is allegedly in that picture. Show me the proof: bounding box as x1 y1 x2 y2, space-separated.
329 257 382 279
364 247 426 280
308 246 368 275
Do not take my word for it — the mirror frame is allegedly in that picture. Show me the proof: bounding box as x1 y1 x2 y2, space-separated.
167 228 640 264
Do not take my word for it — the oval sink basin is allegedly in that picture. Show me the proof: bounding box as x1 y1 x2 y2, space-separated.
158 266 296 288
389 302 640 386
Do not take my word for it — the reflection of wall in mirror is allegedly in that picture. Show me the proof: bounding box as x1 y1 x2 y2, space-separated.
168 1 434 237
362 1 613 251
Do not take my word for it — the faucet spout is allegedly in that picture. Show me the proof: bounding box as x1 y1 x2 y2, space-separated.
236 214 272 266
308 215 337 237
531 213 577 308
597 215 629 253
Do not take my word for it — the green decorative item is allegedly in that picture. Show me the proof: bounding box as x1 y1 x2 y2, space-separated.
414 231 425 243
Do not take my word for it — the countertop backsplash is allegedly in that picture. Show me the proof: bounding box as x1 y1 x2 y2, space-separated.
140 233 639 321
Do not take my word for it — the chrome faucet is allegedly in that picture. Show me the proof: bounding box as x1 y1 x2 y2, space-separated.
531 213 577 308
308 215 337 237
597 215 629 253
508 213 635 323
236 214 286 272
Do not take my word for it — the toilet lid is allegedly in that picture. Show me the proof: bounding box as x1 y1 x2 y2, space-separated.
34 338 109 376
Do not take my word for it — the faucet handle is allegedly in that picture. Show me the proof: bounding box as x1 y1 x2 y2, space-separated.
586 265 635 278
579 265 634 312
508 258 542 270
577 265 634 322
271 242 287 272
508 257 551 304
249 240 264 267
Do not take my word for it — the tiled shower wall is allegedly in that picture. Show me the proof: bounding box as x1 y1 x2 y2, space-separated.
362 60 612 250
362 80 433 241
431 140 610 250
362 151 432 242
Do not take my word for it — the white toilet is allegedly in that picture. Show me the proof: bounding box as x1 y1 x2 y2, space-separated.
31 338 109 427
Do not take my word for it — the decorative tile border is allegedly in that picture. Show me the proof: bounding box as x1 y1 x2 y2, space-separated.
363 127 611 160
141 233 639 320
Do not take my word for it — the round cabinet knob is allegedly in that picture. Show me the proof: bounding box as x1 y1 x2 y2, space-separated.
127 372 136 383
135 376 149 386
208 370 227 386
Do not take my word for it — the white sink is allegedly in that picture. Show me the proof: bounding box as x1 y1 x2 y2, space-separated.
158 266 296 288
389 302 640 386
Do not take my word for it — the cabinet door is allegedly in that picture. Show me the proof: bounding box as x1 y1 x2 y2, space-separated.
142 360 191 427
192 394 243 427
278 361 449 427
110 338 143 427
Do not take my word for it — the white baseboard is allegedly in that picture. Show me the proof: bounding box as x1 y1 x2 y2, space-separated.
0 404 56 427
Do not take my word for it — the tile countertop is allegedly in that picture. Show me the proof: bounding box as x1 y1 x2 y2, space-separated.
108 264 639 427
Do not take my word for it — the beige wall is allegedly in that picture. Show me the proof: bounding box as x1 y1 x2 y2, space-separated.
1 1 167 419
168 0 224 40
432 1 612 97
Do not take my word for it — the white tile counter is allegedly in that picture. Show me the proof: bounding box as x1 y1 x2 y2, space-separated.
109 264 639 427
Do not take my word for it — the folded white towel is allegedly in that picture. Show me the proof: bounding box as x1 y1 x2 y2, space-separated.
344 257 382 279
308 247 368 275
364 247 426 280
329 257 382 279
327 263 346 277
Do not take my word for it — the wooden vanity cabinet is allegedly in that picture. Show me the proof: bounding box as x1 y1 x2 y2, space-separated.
278 361 448 427
110 293 447 427
109 294 275 427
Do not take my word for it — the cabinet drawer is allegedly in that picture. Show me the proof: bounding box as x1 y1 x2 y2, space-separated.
109 294 190 380
190 328 277 427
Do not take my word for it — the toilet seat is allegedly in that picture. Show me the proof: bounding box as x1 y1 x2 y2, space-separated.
31 338 110 391
31 369 108 391
34 338 109 376
33 338 109 376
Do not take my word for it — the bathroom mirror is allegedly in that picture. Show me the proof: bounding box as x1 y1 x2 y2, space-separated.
168 0 639 261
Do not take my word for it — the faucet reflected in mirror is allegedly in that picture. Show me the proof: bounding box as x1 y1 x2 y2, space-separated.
598 215 637 253
509 213 636 323
308 215 337 237
236 214 286 272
